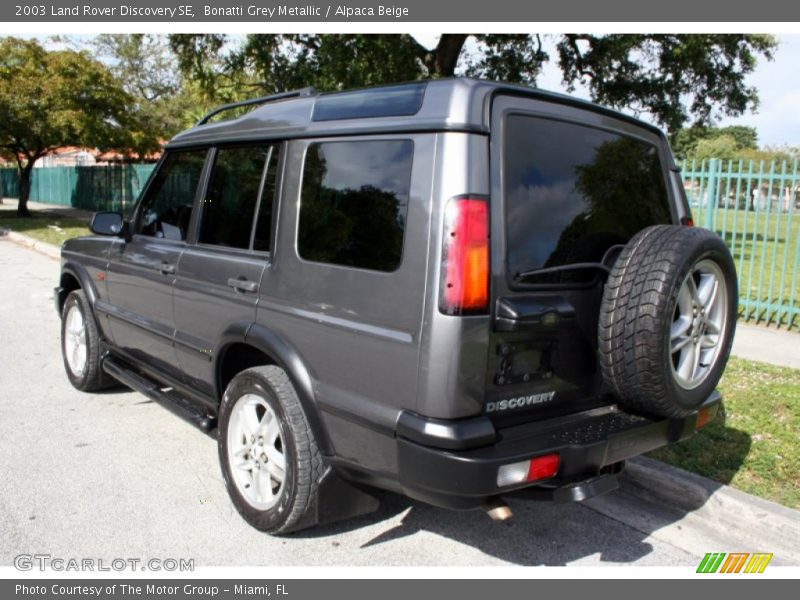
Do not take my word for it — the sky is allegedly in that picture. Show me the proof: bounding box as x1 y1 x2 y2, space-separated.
414 33 800 147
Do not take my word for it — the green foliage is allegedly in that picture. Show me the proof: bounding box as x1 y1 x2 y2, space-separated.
672 125 759 159
0 37 148 215
93 34 198 138
650 357 800 509
244 34 426 92
673 125 800 163
556 34 776 132
463 35 549 84
167 34 775 137
693 134 742 161
737 145 800 164
168 34 229 101
0 213 89 245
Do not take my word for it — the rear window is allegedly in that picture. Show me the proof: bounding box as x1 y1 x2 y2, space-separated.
297 139 413 272
504 115 672 285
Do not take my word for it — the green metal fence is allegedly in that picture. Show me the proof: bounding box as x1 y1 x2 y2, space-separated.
0 164 155 216
681 158 800 330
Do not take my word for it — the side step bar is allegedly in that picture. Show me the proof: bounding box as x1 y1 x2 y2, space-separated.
102 356 216 432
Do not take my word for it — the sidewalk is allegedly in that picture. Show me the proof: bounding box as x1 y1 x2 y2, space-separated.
731 323 800 369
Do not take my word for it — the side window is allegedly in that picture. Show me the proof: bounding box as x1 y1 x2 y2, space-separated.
298 139 413 272
198 144 280 251
138 150 207 241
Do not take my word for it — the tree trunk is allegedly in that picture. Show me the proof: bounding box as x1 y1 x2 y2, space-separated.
432 34 469 77
16 161 35 217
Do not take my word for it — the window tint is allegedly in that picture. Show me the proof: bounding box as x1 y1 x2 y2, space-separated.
312 83 426 121
199 144 279 250
504 115 671 284
298 140 413 272
253 146 280 252
139 150 207 240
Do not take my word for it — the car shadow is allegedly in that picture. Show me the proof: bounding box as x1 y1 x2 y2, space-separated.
290 405 752 566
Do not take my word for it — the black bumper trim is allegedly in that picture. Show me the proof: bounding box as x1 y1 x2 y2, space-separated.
396 392 721 510
397 411 496 450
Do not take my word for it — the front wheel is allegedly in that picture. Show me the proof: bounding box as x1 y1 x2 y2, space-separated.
61 290 112 392
218 365 323 534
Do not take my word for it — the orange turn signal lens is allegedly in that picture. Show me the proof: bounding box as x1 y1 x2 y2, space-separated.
696 406 715 430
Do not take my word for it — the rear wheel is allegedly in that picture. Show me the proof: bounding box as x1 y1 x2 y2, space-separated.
218 365 323 534
598 225 737 417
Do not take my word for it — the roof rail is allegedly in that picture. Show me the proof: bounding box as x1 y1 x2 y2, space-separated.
195 87 317 126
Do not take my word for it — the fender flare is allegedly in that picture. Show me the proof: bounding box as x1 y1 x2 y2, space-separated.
214 321 333 455
59 261 100 310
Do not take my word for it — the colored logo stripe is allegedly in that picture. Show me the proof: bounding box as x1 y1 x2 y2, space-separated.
697 552 773 573
697 553 726 573
720 553 749 573
744 553 773 573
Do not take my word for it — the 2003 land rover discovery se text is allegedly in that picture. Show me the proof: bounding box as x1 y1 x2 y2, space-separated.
55 79 738 534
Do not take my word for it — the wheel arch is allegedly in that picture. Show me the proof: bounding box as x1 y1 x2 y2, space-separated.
214 322 333 455
58 262 99 314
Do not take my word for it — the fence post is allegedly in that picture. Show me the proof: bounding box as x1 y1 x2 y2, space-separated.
704 159 718 229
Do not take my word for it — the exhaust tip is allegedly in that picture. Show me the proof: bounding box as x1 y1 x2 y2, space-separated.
483 497 513 521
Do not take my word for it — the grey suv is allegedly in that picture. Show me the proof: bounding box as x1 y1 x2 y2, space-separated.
56 79 737 534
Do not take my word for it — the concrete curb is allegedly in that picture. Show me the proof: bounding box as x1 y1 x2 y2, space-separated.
586 456 800 564
0 227 61 261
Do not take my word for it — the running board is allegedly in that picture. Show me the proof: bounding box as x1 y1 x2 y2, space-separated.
102 356 216 432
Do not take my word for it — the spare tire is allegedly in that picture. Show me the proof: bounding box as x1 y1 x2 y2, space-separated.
598 225 737 417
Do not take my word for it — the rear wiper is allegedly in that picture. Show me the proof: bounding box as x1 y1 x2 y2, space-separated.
514 262 611 281
514 244 626 282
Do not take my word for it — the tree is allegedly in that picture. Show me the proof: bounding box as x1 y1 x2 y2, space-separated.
169 34 775 132
671 124 759 159
0 38 147 216
692 135 742 162
93 34 197 136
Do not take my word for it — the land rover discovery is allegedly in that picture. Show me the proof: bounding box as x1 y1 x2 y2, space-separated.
56 79 737 533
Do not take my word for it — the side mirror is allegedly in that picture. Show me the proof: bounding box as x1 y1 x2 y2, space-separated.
90 212 125 237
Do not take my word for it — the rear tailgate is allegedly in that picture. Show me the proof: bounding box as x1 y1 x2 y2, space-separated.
486 94 678 427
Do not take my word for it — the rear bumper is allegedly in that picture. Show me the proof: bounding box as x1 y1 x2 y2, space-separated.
396 392 721 509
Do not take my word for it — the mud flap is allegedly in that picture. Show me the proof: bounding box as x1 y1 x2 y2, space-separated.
304 467 381 529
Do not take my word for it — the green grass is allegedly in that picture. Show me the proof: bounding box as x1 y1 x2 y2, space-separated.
700 207 800 331
649 357 800 509
0 213 89 246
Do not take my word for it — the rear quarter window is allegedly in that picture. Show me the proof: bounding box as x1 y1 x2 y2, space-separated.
297 139 413 272
504 115 672 285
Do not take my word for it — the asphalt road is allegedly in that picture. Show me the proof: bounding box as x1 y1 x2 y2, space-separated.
0 238 794 568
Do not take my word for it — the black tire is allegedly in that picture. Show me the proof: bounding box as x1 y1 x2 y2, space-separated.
61 290 113 392
218 365 323 534
598 225 737 417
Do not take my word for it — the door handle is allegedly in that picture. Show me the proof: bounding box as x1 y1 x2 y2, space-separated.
159 263 175 275
227 277 258 293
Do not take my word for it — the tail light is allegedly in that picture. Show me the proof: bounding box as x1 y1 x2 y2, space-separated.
497 453 560 488
680 215 694 227
439 196 490 315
